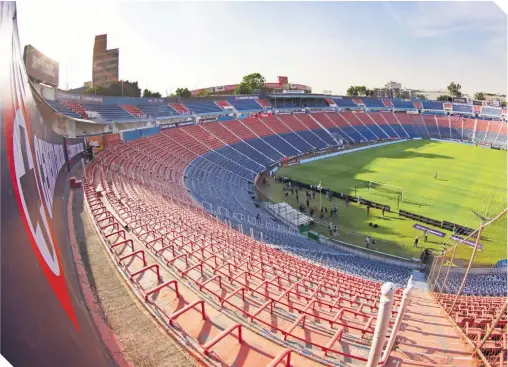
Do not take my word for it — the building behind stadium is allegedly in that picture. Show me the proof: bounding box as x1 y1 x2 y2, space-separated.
191 76 312 96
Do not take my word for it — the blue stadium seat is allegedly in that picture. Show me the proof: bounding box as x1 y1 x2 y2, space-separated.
183 137 414 285
481 107 502 117
135 104 178 118
362 99 385 108
184 101 223 114
82 104 140 122
452 104 473 114
422 101 444 110
227 98 263 111
46 99 83 119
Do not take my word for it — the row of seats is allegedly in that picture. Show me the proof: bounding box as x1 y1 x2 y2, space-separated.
434 293 507 361
88 113 507 365
178 117 415 285
433 272 507 297
44 95 508 148
84 151 409 365
47 95 507 125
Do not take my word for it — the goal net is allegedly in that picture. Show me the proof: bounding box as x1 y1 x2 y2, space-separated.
368 181 404 201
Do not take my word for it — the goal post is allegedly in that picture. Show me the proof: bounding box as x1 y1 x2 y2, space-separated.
368 181 404 202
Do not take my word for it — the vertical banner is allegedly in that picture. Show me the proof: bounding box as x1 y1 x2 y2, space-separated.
1 3 115 366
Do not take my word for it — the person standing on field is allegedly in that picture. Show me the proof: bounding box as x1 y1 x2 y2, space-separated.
414 236 419 247
424 230 429 242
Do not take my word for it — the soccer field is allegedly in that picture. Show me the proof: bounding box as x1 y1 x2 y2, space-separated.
262 140 507 265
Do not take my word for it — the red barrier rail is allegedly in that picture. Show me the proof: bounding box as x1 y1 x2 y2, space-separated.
199 275 222 292
324 327 344 356
267 348 292 367
221 287 246 307
110 239 135 252
202 323 243 355
284 314 306 341
129 263 161 282
105 229 126 240
118 249 146 267
168 300 206 326
144 280 179 302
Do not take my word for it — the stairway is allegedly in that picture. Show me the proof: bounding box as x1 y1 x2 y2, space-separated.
120 104 145 118
168 103 191 115
62 101 87 119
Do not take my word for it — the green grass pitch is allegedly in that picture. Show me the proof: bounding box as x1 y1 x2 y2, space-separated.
259 140 507 265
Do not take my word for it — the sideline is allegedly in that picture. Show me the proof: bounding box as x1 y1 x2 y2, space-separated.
300 139 408 165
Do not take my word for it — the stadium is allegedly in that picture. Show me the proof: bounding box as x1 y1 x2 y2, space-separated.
1 2 507 367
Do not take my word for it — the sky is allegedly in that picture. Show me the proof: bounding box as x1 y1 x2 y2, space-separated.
17 1 507 97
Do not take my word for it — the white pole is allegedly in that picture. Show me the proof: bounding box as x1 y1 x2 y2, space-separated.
366 282 396 367
381 278 413 364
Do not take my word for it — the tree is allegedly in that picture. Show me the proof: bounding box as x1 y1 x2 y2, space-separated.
142 89 162 98
347 86 359 96
474 92 485 101
437 95 452 102
415 94 427 100
83 80 141 97
175 87 191 98
241 72 265 91
233 82 252 95
356 86 367 96
447 82 462 97
196 89 208 97
346 85 373 97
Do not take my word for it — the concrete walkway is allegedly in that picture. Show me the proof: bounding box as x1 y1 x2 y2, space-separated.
388 272 477 367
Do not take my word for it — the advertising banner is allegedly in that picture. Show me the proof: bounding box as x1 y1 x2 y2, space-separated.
103 132 121 147
235 95 259 100
160 123 176 130
282 90 305 94
200 117 218 124
23 44 59 86
85 135 105 152
56 91 103 104
1 4 114 366
310 109 335 113
452 97 467 103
